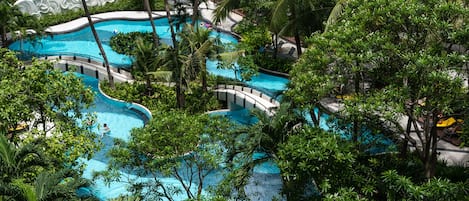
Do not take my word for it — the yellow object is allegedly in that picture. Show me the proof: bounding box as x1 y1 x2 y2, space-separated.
8 123 28 132
336 94 354 100
437 117 457 128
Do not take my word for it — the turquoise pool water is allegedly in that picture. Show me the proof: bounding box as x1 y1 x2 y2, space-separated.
76 73 146 199
78 73 281 200
8 19 288 94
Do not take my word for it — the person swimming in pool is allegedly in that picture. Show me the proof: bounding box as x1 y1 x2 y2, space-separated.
102 123 110 137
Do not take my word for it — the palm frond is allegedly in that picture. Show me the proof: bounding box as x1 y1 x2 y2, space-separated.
212 0 241 23
0 135 15 169
269 0 289 33
217 50 245 64
147 71 173 82
325 0 347 32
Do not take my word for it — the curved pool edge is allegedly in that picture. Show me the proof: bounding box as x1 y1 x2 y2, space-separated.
259 67 289 78
46 11 169 34
97 82 153 122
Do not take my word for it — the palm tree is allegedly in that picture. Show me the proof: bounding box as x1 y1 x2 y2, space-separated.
223 103 306 197
143 0 159 47
0 135 47 182
0 1 43 48
178 24 219 91
0 1 22 47
3 169 93 201
133 37 161 95
81 0 115 89
163 0 187 108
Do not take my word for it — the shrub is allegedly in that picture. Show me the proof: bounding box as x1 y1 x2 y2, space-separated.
110 32 154 55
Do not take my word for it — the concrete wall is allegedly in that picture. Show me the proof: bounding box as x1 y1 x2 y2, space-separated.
14 0 116 17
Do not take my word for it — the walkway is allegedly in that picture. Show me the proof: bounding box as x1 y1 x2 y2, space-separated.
214 85 280 116
320 97 469 166
199 1 301 59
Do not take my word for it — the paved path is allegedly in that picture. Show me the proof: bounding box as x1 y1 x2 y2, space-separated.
320 97 469 166
214 85 280 116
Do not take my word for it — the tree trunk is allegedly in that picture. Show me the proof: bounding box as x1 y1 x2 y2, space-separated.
308 108 319 127
144 0 159 47
164 0 185 108
290 5 302 57
424 122 439 179
400 116 412 158
201 67 207 92
81 0 114 89
191 0 200 28
2 26 6 48
273 34 278 59
294 30 302 57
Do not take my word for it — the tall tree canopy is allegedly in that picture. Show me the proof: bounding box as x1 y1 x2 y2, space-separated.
0 48 99 168
286 0 469 178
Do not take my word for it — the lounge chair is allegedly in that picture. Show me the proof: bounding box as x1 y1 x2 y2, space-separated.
287 47 296 56
437 117 458 128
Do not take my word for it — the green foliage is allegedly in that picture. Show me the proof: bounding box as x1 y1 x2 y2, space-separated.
252 53 294 73
277 126 358 197
100 81 176 112
0 135 48 183
0 2 44 47
381 170 469 201
185 83 221 114
324 188 369 201
102 110 237 200
287 0 469 178
110 32 154 55
233 22 271 52
0 135 95 200
0 49 99 169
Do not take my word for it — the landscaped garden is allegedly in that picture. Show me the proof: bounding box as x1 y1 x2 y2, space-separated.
1 0 469 200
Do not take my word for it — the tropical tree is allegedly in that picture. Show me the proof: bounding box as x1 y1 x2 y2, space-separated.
0 135 47 184
178 24 219 91
132 37 162 95
0 1 43 48
214 0 335 57
287 0 469 178
3 170 93 201
381 170 469 200
0 134 95 201
162 0 187 108
101 111 236 200
220 103 306 199
0 49 100 169
81 0 115 89
277 126 360 200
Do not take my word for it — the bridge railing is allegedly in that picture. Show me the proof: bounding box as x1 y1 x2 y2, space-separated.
214 85 279 116
40 55 133 80
215 84 280 106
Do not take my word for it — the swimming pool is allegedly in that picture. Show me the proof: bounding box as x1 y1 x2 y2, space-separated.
77 73 281 200
8 18 288 94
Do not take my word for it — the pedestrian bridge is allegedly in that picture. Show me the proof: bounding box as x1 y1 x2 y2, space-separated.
214 85 280 116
